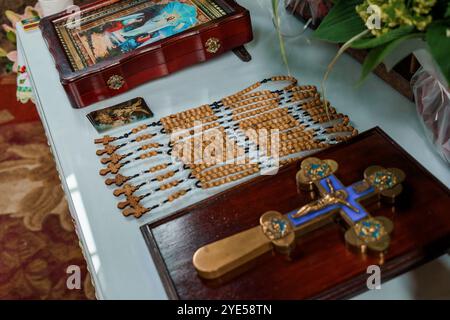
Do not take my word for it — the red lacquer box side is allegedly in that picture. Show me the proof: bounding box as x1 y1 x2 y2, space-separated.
40 0 254 108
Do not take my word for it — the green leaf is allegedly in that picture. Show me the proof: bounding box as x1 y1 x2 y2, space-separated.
5 62 13 73
359 33 422 83
314 0 366 43
426 21 450 85
351 26 415 49
446 4 450 18
6 31 16 44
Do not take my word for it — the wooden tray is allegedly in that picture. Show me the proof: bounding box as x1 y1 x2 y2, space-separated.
40 0 253 108
141 127 450 299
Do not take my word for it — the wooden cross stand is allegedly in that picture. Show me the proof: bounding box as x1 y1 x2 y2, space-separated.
193 157 405 280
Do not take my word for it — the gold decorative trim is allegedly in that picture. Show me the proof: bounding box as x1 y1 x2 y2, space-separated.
205 37 221 54
107 75 125 90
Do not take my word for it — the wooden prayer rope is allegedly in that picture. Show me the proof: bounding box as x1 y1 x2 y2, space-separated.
94 76 358 220
114 176 185 198
117 180 192 212
116 163 262 212
96 132 158 156
200 166 260 189
223 90 317 111
94 123 161 145
105 162 173 186
117 177 193 210
173 139 245 167
100 142 163 164
194 163 258 179
195 164 259 183
99 150 163 176
122 188 193 218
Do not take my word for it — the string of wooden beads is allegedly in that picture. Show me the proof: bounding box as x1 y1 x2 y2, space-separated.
223 93 280 109
201 166 260 189
160 180 182 191
221 90 274 104
105 162 172 187
289 85 317 92
195 164 259 183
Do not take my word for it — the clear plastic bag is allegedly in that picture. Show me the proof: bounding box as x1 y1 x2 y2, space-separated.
411 67 450 164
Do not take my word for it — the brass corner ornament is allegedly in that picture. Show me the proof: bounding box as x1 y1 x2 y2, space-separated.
193 157 406 280
107 75 125 90
205 37 221 54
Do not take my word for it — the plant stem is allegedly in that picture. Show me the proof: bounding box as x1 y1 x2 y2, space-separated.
272 0 291 74
321 29 370 115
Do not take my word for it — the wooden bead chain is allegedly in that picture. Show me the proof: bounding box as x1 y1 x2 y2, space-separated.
94 122 161 146
231 101 279 121
104 163 174 188
228 94 319 127
220 75 297 102
96 132 158 156
99 150 163 176
223 93 280 109
194 163 259 183
164 114 220 133
117 179 189 210
223 89 316 112
201 166 260 189
100 142 163 165
221 90 274 104
326 124 356 134
161 106 215 132
118 178 195 213
114 176 185 198
172 135 244 165
122 188 193 218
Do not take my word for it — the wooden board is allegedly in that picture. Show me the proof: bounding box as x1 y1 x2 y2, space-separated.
141 127 450 299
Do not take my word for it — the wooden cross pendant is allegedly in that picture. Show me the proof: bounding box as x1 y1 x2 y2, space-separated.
101 153 126 165
96 144 120 156
105 174 132 187
94 135 116 145
122 204 150 218
118 195 143 210
113 184 139 197
99 162 123 176
193 157 405 280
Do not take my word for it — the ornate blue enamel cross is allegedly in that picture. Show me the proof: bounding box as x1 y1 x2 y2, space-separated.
288 172 375 228
193 157 405 280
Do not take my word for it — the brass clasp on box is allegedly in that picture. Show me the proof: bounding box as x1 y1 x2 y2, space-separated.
107 75 125 90
205 37 221 54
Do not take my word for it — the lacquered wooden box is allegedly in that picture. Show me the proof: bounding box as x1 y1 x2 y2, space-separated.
40 0 253 108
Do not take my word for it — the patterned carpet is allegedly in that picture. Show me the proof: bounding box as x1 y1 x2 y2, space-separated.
0 75 95 299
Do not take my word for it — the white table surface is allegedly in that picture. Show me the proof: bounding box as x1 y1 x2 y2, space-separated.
17 0 450 300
